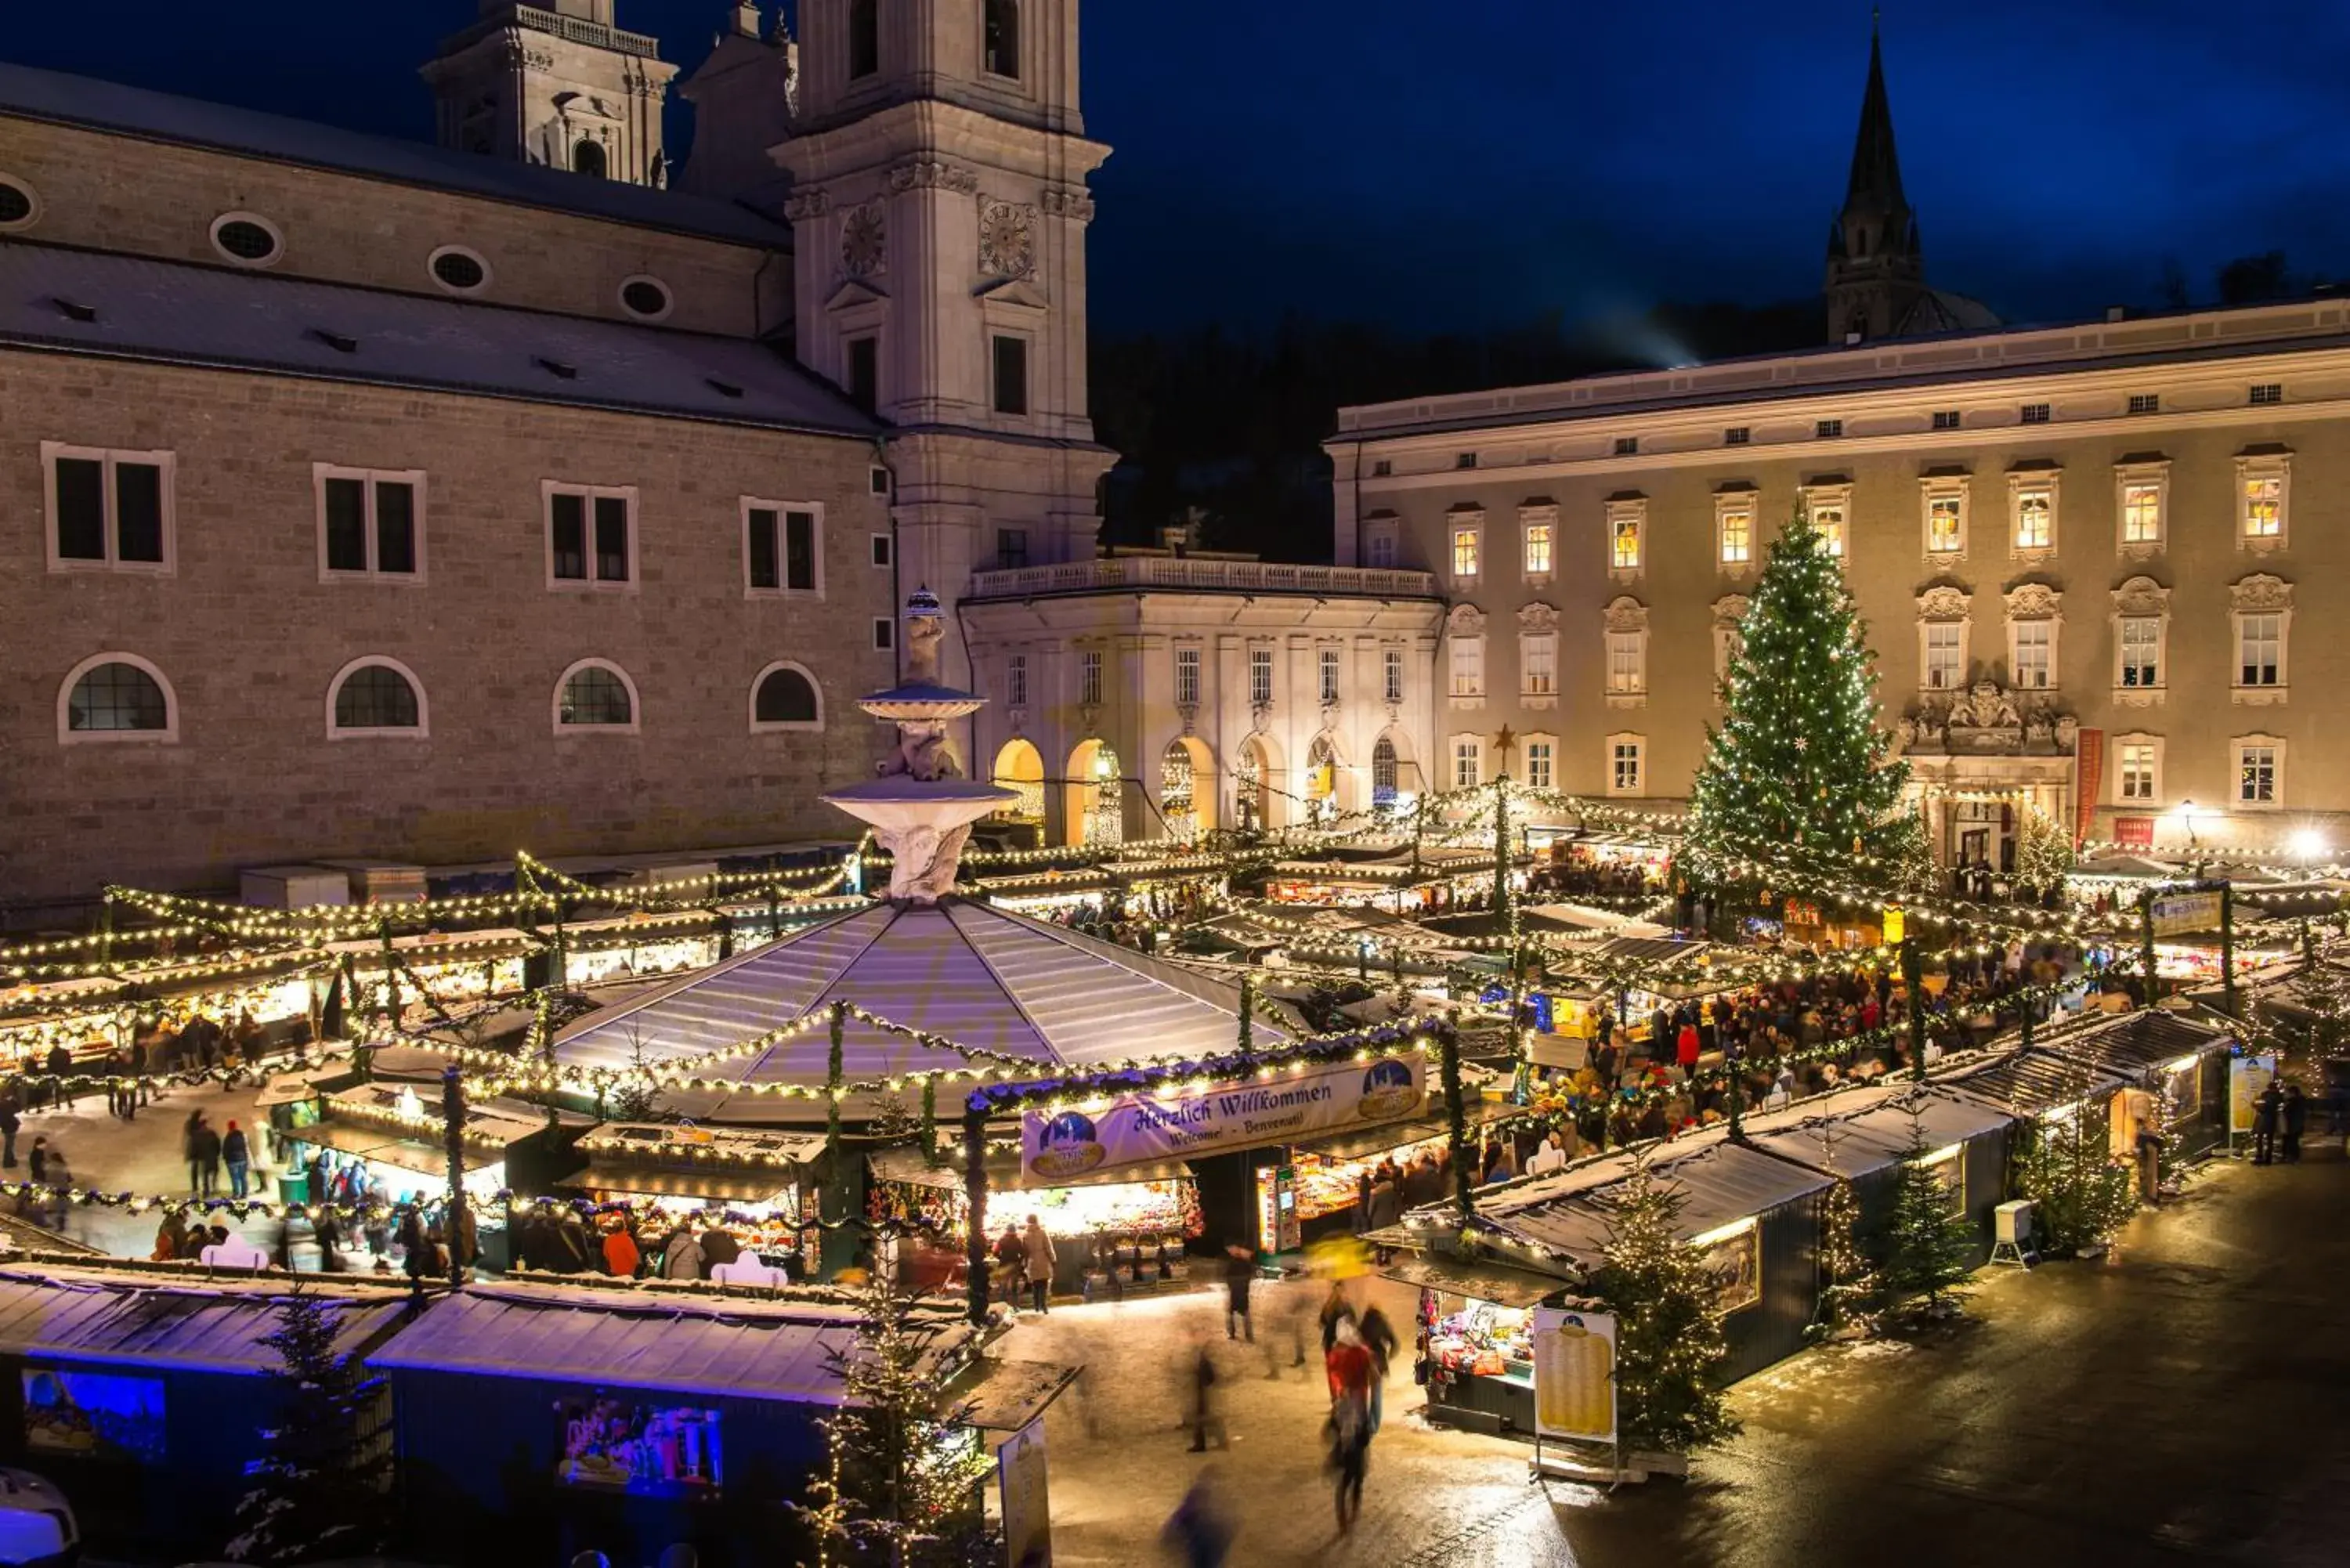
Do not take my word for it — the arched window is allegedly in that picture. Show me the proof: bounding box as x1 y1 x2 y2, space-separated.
328 658 425 736
59 654 175 743
983 0 1021 78
1372 736 1399 806
573 140 607 179
555 660 638 731
751 663 822 730
848 0 880 78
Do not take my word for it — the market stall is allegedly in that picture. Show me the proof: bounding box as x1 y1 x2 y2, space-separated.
1741 1083 2017 1267
1935 1047 2128 1124
2038 1008 2234 1160
1377 1252 1571 1437
559 1123 826 1278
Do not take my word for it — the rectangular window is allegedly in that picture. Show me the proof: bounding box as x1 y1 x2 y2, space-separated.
2237 613 2281 686
2251 383 2283 406
870 466 891 496
594 495 631 583
550 492 587 580
1451 526 1480 580
1925 623 1963 689
1932 410 1961 431
1363 522 1398 568
2021 403 2052 425
1724 426 1750 446
1455 452 1477 470
1719 506 1752 565
1927 495 1963 554
1525 740 1553 791
2244 475 2283 539
1611 513 1642 571
1812 504 1845 558
1816 418 1843 439
2240 744 2278 805
1523 634 1557 695
996 527 1029 569
1080 649 1103 707
2121 481 2163 545
1319 648 1341 705
548 485 634 586
1605 631 1643 694
870 533 892 567
1249 649 1274 707
982 0 1020 78
1454 739 1481 789
1176 647 1201 707
2012 620 2052 689
1372 459 1393 477
744 505 822 594
849 0 880 78
1383 648 1405 704
1611 739 1643 795
2014 489 2052 550
1614 436 1639 456
846 336 878 414
2120 616 2161 688
873 616 895 651
1450 637 1484 697
2128 393 2160 415
45 445 172 571
1523 521 1553 577
992 334 1029 415
316 468 421 580
2119 742 2157 801
1007 654 1029 708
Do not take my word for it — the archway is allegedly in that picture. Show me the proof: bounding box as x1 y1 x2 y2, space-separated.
1065 739 1124 847
1235 734 1276 834
1161 736 1215 842
991 739 1045 829
1303 732 1350 823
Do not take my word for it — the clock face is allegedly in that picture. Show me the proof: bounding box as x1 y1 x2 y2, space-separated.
841 204 885 276
978 201 1035 279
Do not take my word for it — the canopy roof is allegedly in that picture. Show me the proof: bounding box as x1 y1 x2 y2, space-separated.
1459 1140 1831 1273
1936 1048 2128 1117
555 899 1290 1123
1743 1085 2014 1181
2041 1009 2232 1077
0 1266 410 1375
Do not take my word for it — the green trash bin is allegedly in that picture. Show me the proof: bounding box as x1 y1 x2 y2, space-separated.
277 1172 309 1205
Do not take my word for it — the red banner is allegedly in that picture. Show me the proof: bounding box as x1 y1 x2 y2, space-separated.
2073 728 2102 844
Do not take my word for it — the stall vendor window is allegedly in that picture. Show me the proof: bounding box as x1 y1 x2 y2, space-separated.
24 1368 167 1462
1691 1219 1760 1314
557 1400 722 1496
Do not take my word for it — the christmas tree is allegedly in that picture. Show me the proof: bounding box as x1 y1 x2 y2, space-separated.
795 1269 994 1567
1687 505 1910 885
2012 804 2076 900
1593 1163 1738 1456
2013 1102 2137 1256
226 1293 389 1564
1809 1133 1880 1339
1880 1110 1976 1321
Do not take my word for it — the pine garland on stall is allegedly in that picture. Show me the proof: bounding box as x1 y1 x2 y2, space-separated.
2013 1101 2137 1257
224 1293 389 1565
1686 504 1910 888
1810 1133 1881 1340
1881 1110 1976 1321
1593 1162 1739 1456
794 1270 995 1568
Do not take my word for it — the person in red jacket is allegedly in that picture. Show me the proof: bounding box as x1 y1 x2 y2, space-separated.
1676 1019 1701 1074
600 1217 641 1278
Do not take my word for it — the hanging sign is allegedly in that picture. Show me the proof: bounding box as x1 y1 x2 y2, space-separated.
2149 890 2223 938
1023 1051 1427 1180
997 1417 1050 1568
1531 1306 1617 1446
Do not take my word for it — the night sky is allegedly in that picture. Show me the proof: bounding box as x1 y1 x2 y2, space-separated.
11 1 2350 339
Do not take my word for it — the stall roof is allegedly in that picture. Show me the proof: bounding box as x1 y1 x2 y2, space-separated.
1378 1253 1568 1309
364 1283 974 1404
1743 1086 2014 1181
955 1358 1082 1432
1935 1049 2129 1118
565 1165 791 1205
1292 1101 1509 1162
866 1144 1195 1194
1471 1141 1832 1271
2041 1009 2232 1076
0 1266 413 1375
294 1122 505 1176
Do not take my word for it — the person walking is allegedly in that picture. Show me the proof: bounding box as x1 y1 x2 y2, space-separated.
1357 1302 1397 1435
2282 1082 2308 1164
1021 1214 1055 1314
1318 1280 1356 1353
1223 1243 1255 1342
1161 1472 1235 1568
25 1137 46 1187
2254 1080 2283 1165
0 1093 20 1171
184 1114 219 1195
1186 1333 1225 1453
992 1223 1027 1308
222 1121 251 1200
1323 1319 1374 1535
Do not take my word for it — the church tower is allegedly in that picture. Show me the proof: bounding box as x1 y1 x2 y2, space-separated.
776 0 1115 695
422 1 678 186
1824 20 1927 343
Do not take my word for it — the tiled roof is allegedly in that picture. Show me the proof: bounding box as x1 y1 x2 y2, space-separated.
0 240 879 438
0 60 792 249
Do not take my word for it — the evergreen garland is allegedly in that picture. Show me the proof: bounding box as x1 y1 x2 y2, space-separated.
224 1294 389 1565
1687 505 1910 887
1592 1162 1739 1456
1881 1110 1976 1321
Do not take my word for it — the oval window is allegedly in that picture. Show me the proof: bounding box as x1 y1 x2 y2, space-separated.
0 178 34 229
212 215 282 266
620 277 672 320
430 247 488 293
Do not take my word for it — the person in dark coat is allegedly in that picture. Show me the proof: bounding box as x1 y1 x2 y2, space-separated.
2281 1082 2308 1164
697 1222 741 1277
2253 1081 2283 1165
0 1094 20 1170
1357 1303 1398 1434
187 1116 222 1196
1222 1244 1254 1342
42 1046 70 1111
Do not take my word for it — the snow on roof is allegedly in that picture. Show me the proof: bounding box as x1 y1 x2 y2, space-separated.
2040 1009 2232 1075
0 1266 412 1375
0 60 792 249
1935 1048 2128 1117
1743 1085 2013 1181
1468 1140 1832 1270
0 242 878 439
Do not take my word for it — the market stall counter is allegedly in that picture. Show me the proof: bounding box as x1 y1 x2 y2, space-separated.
561 1122 829 1281
1378 1252 1571 1436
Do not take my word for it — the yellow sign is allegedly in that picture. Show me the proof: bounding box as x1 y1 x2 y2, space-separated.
1882 907 1905 945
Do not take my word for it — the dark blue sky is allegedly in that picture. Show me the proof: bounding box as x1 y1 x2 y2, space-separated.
13 1 2350 337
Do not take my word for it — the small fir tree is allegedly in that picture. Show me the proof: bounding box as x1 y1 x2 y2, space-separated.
1687 506 1911 886
1881 1111 1976 1321
1592 1163 1739 1456
1810 1134 1880 1339
1879 804 1941 899
2014 1103 2138 1256
226 1293 389 1564
2012 804 2076 901
796 1269 994 1567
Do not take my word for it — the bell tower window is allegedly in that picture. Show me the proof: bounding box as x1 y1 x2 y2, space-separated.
573 139 606 179
984 0 1021 80
849 0 880 79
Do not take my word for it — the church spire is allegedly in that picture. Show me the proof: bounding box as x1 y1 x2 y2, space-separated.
1823 13 1927 344
1841 13 1908 223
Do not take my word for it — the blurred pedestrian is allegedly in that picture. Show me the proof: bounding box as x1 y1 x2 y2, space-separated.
2282 1082 2308 1164
2254 1080 2282 1165
1022 1214 1055 1314
1186 1333 1226 1453
1223 1244 1254 1342
1161 1472 1235 1568
1318 1279 1355 1353
1358 1302 1397 1434
992 1223 1026 1307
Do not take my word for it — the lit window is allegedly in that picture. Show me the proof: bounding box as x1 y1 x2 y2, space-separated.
1925 623 1963 690
1523 521 1553 577
1609 738 1643 795
745 502 822 595
2121 481 2163 546
1249 648 1274 707
2012 620 2053 689
1522 634 1557 696
1524 739 1553 790
2013 488 2052 551
2118 741 2158 801
2119 617 2161 688
1718 504 1752 566
1175 647 1200 707
2243 475 2283 539
546 484 634 588
555 662 636 729
1319 648 1341 705
43 443 172 573
1811 503 1846 558
1080 649 1103 707
1007 653 1029 708
316 467 422 580
1453 738 1481 789
1383 649 1405 704
1451 525 1481 580
1926 492 1963 555
1605 631 1643 694
1611 512 1642 570
2236 613 2282 687
1450 636 1485 698
2238 743 2279 805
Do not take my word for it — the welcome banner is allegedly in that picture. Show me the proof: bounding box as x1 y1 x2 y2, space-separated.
1022 1051 1429 1180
